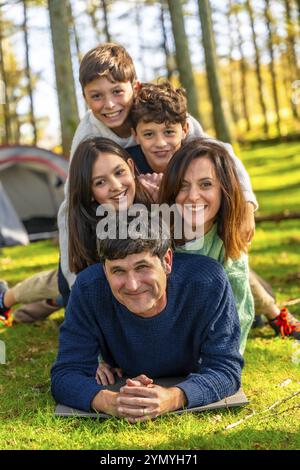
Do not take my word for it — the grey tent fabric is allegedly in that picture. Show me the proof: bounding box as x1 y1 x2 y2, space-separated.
0 145 68 245
0 181 29 246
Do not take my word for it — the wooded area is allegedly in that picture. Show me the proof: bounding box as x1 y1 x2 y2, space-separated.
1 1 300 453
0 0 300 156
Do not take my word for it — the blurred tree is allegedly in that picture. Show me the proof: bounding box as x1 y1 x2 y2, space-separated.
283 0 299 119
127 0 176 82
101 0 111 42
245 0 269 136
134 1 147 79
86 0 112 44
296 0 300 23
232 3 251 132
264 0 281 135
197 0 232 142
0 6 30 144
48 0 79 157
167 0 202 123
283 0 299 73
0 43 27 143
22 0 37 145
86 0 102 43
0 8 11 142
226 0 239 125
159 0 175 80
0 0 46 145
67 0 83 64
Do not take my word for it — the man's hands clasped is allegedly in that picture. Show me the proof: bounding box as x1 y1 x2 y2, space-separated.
93 364 186 423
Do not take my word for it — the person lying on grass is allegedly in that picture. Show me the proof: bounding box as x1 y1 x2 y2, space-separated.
51 215 243 422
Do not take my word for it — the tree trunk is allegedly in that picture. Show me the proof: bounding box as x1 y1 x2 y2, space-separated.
101 0 111 43
226 0 239 125
67 0 82 64
245 0 269 136
296 0 300 26
159 0 174 81
134 1 146 80
197 0 232 142
0 10 11 143
167 0 202 124
48 0 79 157
264 0 281 136
283 0 299 119
86 2 102 43
9 105 21 143
283 0 299 75
234 8 251 132
22 0 37 145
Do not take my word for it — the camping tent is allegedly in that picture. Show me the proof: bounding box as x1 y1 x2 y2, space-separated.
0 181 29 246
0 145 68 247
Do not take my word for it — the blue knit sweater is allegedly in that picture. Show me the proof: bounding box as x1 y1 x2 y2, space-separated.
51 253 243 412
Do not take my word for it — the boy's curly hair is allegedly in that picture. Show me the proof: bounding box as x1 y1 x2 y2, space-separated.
130 82 187 129
79 43 136 93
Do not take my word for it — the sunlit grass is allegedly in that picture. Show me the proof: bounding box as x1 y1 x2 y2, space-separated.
241 142 300 214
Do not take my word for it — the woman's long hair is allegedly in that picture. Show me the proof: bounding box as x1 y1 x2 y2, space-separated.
158 138 248 260
68 137 150 273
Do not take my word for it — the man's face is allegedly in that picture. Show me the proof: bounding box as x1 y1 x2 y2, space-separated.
84 76 134 134
104 250 173 317
133 121 188 173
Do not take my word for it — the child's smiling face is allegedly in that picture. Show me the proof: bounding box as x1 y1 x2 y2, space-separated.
84 76 134 136
133 121 188 173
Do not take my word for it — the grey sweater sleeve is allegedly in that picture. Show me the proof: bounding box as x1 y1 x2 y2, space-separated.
57 198 76 288
57 128 81 288
57 114 94 288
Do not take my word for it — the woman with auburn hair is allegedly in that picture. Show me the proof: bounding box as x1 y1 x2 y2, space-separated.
158 137 254 354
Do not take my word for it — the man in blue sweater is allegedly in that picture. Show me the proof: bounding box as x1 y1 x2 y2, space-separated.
51 218 243 423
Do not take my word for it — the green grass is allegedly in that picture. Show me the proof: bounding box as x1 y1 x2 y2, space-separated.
0 142 300 450
242 142 300 215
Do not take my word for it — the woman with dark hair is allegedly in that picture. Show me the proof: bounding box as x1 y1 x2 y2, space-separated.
68 136 151 275
158 137 254 354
